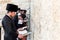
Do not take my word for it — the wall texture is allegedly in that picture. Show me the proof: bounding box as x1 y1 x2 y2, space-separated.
30 0 60 40
0 0 60 40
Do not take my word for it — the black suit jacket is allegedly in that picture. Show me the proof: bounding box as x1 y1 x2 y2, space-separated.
2 15 18 40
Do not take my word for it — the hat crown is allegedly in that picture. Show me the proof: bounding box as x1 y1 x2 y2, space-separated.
6 4 18 12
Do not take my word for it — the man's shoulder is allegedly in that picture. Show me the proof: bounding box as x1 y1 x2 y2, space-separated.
2 15 10 22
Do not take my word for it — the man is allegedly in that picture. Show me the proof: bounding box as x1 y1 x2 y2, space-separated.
14 9 27 29
13 9 28 40
2 4 23 40
20 10 27 19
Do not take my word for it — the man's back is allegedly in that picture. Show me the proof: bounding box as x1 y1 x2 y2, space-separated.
2 15 17 40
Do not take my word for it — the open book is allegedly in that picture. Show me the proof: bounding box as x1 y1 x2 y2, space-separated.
18 30 31 36
23 32 31 36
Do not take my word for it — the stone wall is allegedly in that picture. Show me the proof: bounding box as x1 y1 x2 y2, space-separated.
1 0 60 40
30 0 60 40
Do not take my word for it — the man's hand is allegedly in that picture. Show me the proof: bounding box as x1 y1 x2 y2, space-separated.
18 34 23 39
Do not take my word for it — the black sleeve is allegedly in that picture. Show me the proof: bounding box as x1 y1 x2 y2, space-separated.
2 19 18 37
13 15 18 29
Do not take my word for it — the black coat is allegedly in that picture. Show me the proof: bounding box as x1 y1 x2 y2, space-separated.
2 15 18 40
13 14 18 29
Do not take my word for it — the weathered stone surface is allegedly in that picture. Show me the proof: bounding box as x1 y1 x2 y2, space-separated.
30 0 60 40
1 0 60 40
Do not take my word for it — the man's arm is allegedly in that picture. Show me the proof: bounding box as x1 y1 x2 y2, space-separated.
2 19 18 37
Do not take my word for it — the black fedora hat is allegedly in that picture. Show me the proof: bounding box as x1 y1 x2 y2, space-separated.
6 4 18 12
